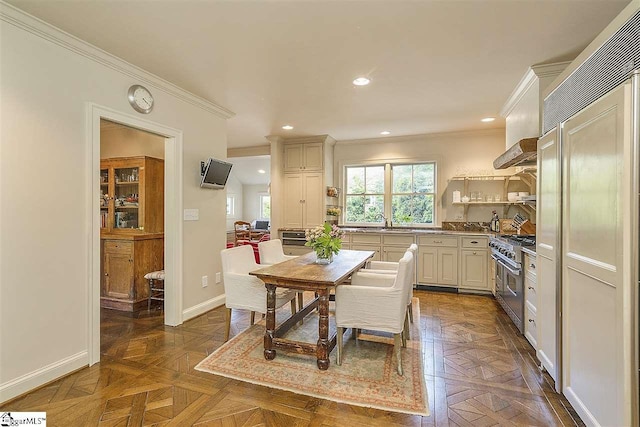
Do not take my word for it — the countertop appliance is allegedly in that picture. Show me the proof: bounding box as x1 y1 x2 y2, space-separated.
490 234 535 333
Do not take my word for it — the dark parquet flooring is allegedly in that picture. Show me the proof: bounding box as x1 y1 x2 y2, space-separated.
1 291 585 426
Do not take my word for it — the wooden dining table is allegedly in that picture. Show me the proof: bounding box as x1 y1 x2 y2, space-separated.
250 249 375 370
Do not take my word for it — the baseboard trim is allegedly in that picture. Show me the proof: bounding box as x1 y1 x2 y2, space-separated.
0 351 88 404
182 295 226 321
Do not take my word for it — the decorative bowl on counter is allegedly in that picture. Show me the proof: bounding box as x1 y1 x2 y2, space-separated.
461 196 470 203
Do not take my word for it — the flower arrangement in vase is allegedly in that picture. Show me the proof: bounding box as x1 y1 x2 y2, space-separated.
305 222 345 264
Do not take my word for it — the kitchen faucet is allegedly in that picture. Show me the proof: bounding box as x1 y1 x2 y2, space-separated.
379 214 390 228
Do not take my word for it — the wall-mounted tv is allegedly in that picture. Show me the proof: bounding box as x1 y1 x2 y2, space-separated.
200 158 233 189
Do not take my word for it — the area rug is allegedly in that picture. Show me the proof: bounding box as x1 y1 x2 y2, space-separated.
195 301 429 416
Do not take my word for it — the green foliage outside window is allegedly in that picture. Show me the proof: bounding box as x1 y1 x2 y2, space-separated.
344 163 435 226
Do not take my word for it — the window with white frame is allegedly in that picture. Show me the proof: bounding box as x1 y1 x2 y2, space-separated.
259 194 271 219
344 165 385 223
344 162 436 226
226 195 235 217
391 163 435 225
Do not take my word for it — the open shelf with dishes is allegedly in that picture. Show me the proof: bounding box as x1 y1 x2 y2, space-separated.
449 170 536 220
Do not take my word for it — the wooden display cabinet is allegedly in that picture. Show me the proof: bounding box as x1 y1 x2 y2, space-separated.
100 156 164 233
100 156 164 311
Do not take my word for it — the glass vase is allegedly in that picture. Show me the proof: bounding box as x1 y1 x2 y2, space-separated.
315 249 334 265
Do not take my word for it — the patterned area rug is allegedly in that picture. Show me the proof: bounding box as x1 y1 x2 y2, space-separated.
196 300 429 416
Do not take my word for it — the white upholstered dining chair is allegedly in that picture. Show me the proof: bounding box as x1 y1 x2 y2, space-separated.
356 243 418 322
220 244 298 341
335 250 414 375
257 239 305 310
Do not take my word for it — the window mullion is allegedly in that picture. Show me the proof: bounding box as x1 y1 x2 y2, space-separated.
384 164 392 222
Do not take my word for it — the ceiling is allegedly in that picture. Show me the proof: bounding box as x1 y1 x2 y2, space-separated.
8 0 631 148
228 156 271 185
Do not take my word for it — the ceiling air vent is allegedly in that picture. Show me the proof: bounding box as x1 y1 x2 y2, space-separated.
543 8 640 134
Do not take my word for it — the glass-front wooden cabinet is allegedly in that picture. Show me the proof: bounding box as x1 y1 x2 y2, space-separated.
100 156 164 233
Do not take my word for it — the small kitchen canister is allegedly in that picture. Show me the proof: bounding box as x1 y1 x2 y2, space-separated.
453 190 461 203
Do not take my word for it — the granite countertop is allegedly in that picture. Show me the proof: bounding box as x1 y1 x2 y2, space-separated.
279 226 494 237
521 246 537 256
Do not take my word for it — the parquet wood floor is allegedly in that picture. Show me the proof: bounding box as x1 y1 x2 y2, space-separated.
1 291 584 426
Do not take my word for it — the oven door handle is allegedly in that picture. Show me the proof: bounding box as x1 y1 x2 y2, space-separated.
495 257 520 276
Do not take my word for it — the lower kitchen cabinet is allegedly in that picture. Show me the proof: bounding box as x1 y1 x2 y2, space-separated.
523 251 538 348
350 233 382 261
101 233 164 311
418 246 458 287
459 249 489 291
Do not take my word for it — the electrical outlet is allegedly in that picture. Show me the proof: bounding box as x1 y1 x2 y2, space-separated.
215 272 221 283
202 275 208 288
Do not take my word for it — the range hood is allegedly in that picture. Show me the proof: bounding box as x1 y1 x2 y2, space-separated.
493 137 538 169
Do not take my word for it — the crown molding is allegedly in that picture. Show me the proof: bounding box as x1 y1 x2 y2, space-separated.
0 1 235 119
500 61 570 117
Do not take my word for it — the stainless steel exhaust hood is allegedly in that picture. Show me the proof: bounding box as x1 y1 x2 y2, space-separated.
493 137 538 169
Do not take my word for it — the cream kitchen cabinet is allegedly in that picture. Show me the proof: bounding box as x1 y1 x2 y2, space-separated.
381 234 415 262
459 236 489 291
349 233 382 261
282 172 324 229
283 142 323 172
523 250 537 349
417 236 458 287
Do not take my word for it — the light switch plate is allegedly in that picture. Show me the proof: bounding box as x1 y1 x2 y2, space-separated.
184 209 199 221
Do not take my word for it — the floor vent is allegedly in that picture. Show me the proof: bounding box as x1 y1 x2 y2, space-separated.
543 9 640 134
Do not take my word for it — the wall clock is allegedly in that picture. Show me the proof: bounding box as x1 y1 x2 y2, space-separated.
127 84 154 114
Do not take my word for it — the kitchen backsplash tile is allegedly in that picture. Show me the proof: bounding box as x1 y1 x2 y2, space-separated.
442 221 491 232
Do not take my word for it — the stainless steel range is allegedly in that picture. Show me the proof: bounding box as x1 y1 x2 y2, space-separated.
489 234 535 333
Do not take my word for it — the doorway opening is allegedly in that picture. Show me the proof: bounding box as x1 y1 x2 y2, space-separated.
88 104 183 365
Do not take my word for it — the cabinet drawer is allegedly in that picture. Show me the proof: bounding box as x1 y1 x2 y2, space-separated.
104 240 133 254
525 275 537 308
351 234 381 244
350 244 381 261
382 234 414 246
418 236 458 247
524 302 537 349
461 236 488 249
524 253 537 277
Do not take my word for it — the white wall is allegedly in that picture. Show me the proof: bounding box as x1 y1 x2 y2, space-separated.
225 172 244 231
243 184 269 222
334 129 529 224
0 4 232 402
100 122 165 159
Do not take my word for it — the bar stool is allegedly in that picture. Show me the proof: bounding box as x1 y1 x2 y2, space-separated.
145 270 165 310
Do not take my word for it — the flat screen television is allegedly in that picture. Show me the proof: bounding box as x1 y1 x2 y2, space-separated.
200 158 233 189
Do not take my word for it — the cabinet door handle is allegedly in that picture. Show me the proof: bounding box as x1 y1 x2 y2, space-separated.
528 319 535 324
472 251 477 255
433 240 442 243
471 240 478 244
104 273 109 276
530 263 536 268
528 286 535 290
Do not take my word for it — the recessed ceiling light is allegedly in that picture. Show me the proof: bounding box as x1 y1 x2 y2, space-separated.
258 169 266 174
282 125 293 130
481 117 496 122
353 77 370 86
380 131 391 135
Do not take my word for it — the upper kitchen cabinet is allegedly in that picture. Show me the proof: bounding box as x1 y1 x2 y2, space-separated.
497 62 569 167
275 135 335 230
283 142 323 172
